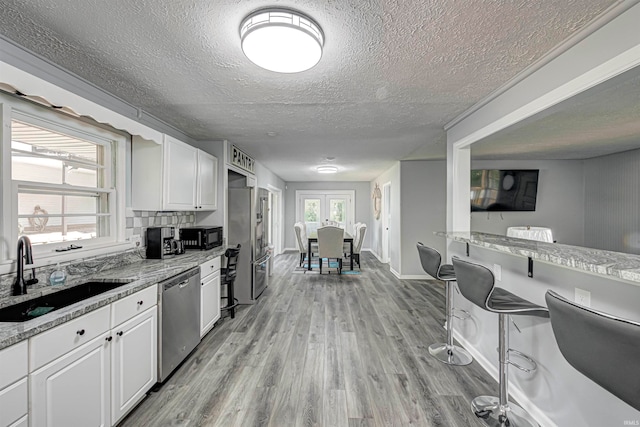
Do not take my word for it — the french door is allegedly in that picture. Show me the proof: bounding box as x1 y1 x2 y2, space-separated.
296 191 354 235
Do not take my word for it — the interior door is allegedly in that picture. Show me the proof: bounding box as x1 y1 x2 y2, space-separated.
298 193 352 234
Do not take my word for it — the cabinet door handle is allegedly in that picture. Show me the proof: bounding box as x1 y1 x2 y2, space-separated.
76 329 85 336
117 331 123 336
137 300 144 306
106 336 112 342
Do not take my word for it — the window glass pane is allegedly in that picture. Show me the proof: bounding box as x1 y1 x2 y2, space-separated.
19 216 101 245
18 192 107 245
65 167 98 187
11 120 102 187
329 199 345 222
304 199 320 222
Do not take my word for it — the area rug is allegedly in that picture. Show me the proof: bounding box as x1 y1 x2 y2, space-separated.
293 259 361 275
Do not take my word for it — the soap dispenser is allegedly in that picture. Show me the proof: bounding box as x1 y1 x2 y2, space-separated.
49 263 66 286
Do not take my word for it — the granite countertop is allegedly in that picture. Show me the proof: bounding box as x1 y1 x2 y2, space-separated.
437 231 640 286
0 246 226 350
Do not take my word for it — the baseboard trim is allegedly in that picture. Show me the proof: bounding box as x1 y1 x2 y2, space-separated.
390 267 401 278
397 274 432 280
452 330 558 427
367 249 385 263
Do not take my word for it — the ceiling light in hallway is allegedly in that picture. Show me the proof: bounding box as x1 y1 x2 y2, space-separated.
317 165 338 174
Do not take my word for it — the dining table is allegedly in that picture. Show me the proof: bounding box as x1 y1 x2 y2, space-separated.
307 231 354 271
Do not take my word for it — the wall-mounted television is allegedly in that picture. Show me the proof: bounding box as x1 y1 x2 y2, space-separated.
471 169 539 212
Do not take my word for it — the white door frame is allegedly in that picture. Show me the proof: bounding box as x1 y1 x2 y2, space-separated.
381 182 391 263
267 185 283 255
295 190 355 233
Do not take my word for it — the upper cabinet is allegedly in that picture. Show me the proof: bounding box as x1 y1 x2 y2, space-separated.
132 135 217 211
196 150 218 210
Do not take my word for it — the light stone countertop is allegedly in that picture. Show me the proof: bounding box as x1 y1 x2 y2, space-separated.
437 231 640 286
0 247 226 350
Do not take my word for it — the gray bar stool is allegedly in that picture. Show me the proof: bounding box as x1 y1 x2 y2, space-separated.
416 243 472 366
452 257 549 427
545 290 640 412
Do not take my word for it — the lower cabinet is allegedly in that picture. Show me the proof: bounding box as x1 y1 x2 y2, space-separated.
30 332 111 427
111 307 157 424
28 285 158 427
0 341 28 427
200 257 221 338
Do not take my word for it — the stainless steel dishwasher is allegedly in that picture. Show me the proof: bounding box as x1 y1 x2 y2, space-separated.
157 267 201 382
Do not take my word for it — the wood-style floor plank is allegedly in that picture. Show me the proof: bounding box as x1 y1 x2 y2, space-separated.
118 251 495 427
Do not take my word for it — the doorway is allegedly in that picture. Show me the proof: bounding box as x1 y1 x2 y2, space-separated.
267 187 282 255
295 190 355 235
382 182 391 263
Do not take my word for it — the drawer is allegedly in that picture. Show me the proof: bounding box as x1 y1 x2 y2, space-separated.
200 256 221 278
30 305 110 371
0 377 27 427
111 284 158 328
0 341 27 389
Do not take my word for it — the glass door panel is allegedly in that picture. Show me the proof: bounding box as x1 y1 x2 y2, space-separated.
303 198 321 234
327 197 347 229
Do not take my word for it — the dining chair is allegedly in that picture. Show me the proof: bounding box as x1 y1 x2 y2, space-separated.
294 222 308 267
317 225 344 274
344 222 361 258
352 223 366 268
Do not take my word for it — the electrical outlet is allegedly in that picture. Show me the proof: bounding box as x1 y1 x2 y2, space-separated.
574 288 591 307
493 263 502 281
131 235 142 247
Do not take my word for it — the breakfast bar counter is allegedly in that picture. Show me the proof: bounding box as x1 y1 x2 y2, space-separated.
436 231 640 285
435 231 640 427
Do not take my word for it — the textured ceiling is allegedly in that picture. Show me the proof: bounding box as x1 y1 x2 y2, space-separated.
0 0 618 181
472 64 640 160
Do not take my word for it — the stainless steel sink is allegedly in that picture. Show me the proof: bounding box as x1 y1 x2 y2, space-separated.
0 281 132 322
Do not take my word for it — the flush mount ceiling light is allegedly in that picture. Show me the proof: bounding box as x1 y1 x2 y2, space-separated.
317 165 338 174
240 8 324 73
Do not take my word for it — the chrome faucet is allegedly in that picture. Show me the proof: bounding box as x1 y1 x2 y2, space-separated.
12 236 39 296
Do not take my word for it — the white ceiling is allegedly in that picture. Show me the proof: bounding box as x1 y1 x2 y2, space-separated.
0 0 618 181
471 64 640 160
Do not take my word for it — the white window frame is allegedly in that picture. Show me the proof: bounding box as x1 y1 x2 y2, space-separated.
0 93 127 272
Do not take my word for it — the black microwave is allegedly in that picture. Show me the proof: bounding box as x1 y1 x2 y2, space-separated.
179 227 223 250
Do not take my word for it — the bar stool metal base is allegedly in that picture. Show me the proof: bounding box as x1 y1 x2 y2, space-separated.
428 343 473 366
472 395 538 427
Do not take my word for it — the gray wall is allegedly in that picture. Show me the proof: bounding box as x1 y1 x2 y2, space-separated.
400 160 447 276
284 181 371 250
584 148 640 254
470 159 585 246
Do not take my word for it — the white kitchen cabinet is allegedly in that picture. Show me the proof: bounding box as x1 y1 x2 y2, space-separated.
30 333 111 427
111 306 157 425
200 257 221 337
197 149 218 210
0 341 28 427
28 285 158 427
163 135 198 210
132 135 218 211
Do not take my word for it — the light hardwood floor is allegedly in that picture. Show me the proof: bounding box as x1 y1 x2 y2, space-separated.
119 251 493 427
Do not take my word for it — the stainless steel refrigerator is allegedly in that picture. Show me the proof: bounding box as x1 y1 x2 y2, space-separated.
228 186 270 304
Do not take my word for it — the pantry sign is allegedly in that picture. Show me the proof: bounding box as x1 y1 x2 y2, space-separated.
230 145 255 174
